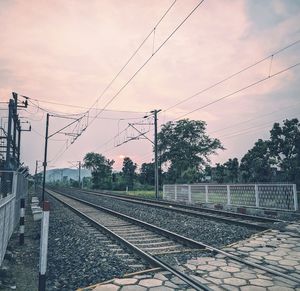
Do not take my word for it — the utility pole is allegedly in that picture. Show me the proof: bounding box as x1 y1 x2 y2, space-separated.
78 161 81 189
151 109 161 199
35 160 38 194
42 113 49 203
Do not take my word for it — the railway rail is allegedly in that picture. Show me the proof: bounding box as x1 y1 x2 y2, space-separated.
46 188 300 290
62 187 286 230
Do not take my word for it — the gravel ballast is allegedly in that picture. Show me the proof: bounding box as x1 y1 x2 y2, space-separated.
45 192 145 291
58 188 260 248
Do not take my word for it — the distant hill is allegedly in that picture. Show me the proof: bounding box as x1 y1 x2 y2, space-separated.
45 168 91 182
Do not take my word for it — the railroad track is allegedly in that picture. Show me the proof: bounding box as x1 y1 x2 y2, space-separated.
62 187 285 230
46 188 300 290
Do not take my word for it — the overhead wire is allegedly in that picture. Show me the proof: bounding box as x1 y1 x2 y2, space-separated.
163 39 300 113
173 62 300 120
44 0 206 163
86 0 178 114
89 0 205 126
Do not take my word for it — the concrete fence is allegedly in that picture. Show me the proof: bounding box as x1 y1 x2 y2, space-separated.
163 183 298 211
0 171 28 265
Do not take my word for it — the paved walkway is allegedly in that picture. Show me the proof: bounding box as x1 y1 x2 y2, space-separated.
79 223 300 291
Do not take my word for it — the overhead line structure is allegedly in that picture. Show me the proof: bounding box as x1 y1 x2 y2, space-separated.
94 40 300 161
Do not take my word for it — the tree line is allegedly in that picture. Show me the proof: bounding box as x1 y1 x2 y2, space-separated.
81 118 299 190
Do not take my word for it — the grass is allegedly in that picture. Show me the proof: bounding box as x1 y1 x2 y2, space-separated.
113 190 156 199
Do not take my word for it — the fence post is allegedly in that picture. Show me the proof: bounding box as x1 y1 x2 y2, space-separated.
255 184 259 207
19 198 25 245
162 185 165 200
205 185 208 203
188 185 192 203
174 184 177 201
293 184 298 211
39 201 50 291
227 185 231 206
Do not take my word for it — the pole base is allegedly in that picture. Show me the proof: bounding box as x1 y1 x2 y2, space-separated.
38 273 46 291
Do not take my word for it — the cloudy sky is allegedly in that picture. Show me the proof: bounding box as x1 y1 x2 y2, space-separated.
0 0 299 173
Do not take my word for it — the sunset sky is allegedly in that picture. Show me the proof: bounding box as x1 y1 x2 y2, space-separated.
0 0 299 173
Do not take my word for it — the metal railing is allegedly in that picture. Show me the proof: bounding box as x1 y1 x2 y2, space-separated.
163 183 298 211
0 171 28 265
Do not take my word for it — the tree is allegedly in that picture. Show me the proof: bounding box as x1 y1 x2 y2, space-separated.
269 118 300 183
224 158 239 183
139 162 155 185
213 163 226 183
83 152 114 189
122 157 137 190
158 119 224 183
240 139 273 182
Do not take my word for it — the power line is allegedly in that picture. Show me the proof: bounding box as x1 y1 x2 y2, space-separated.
90 0 205 125
87 0 178 113
174 62 300 120
25 97 148 114
164 39 300 113
45 1 206 164
209 101 300 135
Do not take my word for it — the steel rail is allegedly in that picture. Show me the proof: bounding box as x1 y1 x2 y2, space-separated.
77 188 286 222
46 189 211 291
48 188 300 286
69 188 283 229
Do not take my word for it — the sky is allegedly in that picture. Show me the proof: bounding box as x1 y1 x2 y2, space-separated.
0 0 299 173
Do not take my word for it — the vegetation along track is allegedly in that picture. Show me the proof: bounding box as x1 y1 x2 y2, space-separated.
47 188 300 289
63 187 286 230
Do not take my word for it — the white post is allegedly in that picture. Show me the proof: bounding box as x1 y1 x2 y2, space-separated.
39 201 50 291
162 185 165 200
174 184 177 201
255 184 259 207
227 185 231 206
293 184 298 211
188 185 192 204
205 185 208 203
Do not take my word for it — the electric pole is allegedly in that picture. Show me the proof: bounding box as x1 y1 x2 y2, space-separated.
78 161 81 189
42 113 49 203
151 109 161 199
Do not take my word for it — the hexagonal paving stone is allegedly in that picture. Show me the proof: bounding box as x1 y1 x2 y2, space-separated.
280 260 299 266
139 279 162 288
223 277 247 287
234 271 257 280
197 265 218 271
249 278 274 287
251 251 268 257
94 284 119 291
164 281 179 288
222 284 239 291
220 266 240 273
209 260 227 267
239 246 254 252
121 285 147 291
210 271 231 279
264 255 282 261
153 273 168 281
149 287 174 291
268 286 295 291
240 286 266 291
196 257 214 264
114 278 138 286
184 264 197 271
